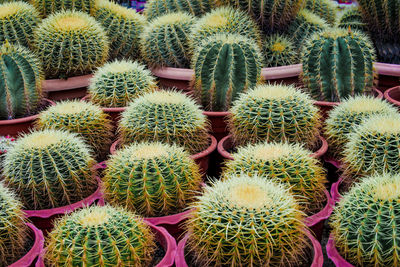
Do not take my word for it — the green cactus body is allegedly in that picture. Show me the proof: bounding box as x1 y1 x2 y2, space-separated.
141 12 195 68
46 205 156 266
104 142 202 217
343 113 400 180
223 142 327 214
262 34 298 67
33 10 109 79
301 29 376 102
191 7 261 47
94 0 146 60
88 60 157 108
338 7 367 33
228 84 321 148
0 183 27 266
305 0 336 26
0 2 41 47
119 90 210 154
192 34 263 112
145 0 217 18
325 96 398 157
3 129 97 210
331 173 400 266
37 101 113 158
0 42 43 120
32 0 95 17
187 175 307 266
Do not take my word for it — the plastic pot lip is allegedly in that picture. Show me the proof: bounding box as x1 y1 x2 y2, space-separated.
0 98 55 125
384 86 400 106
81 95 127 112
313 87 383 107
42 74 93 92
146 222 177 267
22 177 103 219
144 209 194 226
330 177 344 204
202 110 231 117
326 233 355 267
375 62 400 77
305 189 335 228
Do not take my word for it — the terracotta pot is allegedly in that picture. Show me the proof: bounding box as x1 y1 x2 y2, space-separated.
0 99 55 137
175 229 324 267
147 223 177 267
375 62 400 92
9 223 45 267
326 233 354 267
218 135 328 161
384 86 400 107
202 111 230 141
81 95 126 125
42 74 92 101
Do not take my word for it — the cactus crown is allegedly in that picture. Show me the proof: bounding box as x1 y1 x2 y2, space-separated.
187 174 307 266
119 90 210 154
89 60 157 107
104 141 202 217
263 34 297 67
144 0 218 18
228 84 321 148
46 205 156 266
331 173 400 266
32 0 95 17
305 0 336 26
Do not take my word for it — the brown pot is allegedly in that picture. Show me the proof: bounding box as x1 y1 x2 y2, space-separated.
0 98 55 136
202 111 230 141
384 86 400 107
42 74 92 101
81 95 126 125
375 62 400 92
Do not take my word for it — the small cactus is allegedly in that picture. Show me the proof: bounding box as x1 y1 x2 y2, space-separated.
186 174 308 266
119 90 210 154
338 7 367 33
301 28 376 102
33 10 109 78
144 0 218 18
191 34 263 111
104 142 202 217
305 0 336 26
3 129 97 210
32 0 95 17
262 34 298 67
228 84 321 148
46 205 156 266
141 12 195 68
331 173 400 266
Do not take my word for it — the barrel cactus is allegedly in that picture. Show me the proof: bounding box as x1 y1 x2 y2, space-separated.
338 7 367 33
305 0 336 26
228 84 321 148
37 101 113 158
119 90 210 154
144 0 218 18
262 34 297 67
192 34 263 112
0 42 43 120
0 1 40 47
94 0 146 60
32 0 95 17
186 174 308 266
88 60 157 108
33 10 109 79
0 182 28 266
325 96 398 157
141 12 195 68
46 205 156 266
104 142 202 217
3 129 97 210
331 173 400 266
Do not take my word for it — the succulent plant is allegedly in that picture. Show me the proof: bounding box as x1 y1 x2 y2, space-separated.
0 42 43 120
191 7 261 47
119 90 210 154
32 0 95 17
223 142 327 214
144 0 218 19
343 113 400 180
301 28 376 102
262 34 298 67
46 205 156 266
2 129 97 210
0 182 28 266
141 12 195 68
228 84 321 148
0 1 41 47
186 174 308 266
36 100 113 158
304 0 336 26
325 96 398 157
338 7 367 33
192 34 263 112
331 173 400 266
94 0 146 60
33 10 109 79
104 142 202 217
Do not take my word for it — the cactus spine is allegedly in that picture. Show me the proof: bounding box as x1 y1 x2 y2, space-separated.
32 0 95 17
262 34 297 67
145 0 218 18
304 0 336 26
192 34 263 111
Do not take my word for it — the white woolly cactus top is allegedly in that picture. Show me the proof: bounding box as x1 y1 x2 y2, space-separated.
140 90 199 107
245 83 313 100
235 142 310 161
93 60 152 75
360 114 400 134
0 2 38 18
40 100 103 116
151 11 194 25
127 142 172 159
40 10 103 32
330 95 397 114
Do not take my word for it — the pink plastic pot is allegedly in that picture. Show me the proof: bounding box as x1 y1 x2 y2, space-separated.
81 95 126 125
330 177 343 204
0 99 55 137
8 223 45 267
375 62 400 92
384 86 400 107
42 74 92 101
202 111 230 141
147 223 177 267
326 233 354 267
175 229 323 267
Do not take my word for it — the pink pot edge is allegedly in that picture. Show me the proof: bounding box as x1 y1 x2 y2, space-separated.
144 209 193 226
326 233 355 267
330 178 343 204
305 189 334 228
42 74 93 92
384 86 400 106
147 222 177 267
313 87 383 107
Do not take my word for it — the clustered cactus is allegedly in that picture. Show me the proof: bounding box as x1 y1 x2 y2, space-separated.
46 205 156 266
192 34 263 112
186 175 308 266
3 129 97 210
145 0 218 18
262 34 297 67
104 142 202 217
304 0 336 26
32 0 95 17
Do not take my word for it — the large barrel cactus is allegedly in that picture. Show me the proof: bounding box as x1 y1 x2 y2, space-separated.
304 0 336 26
145 0 218 18
186 174 308 266
301 28 376 102
3 129 97 210
0 42 43 120
32 0 95 17
46 205 156 266
262 34 297 67
192 34 263 112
